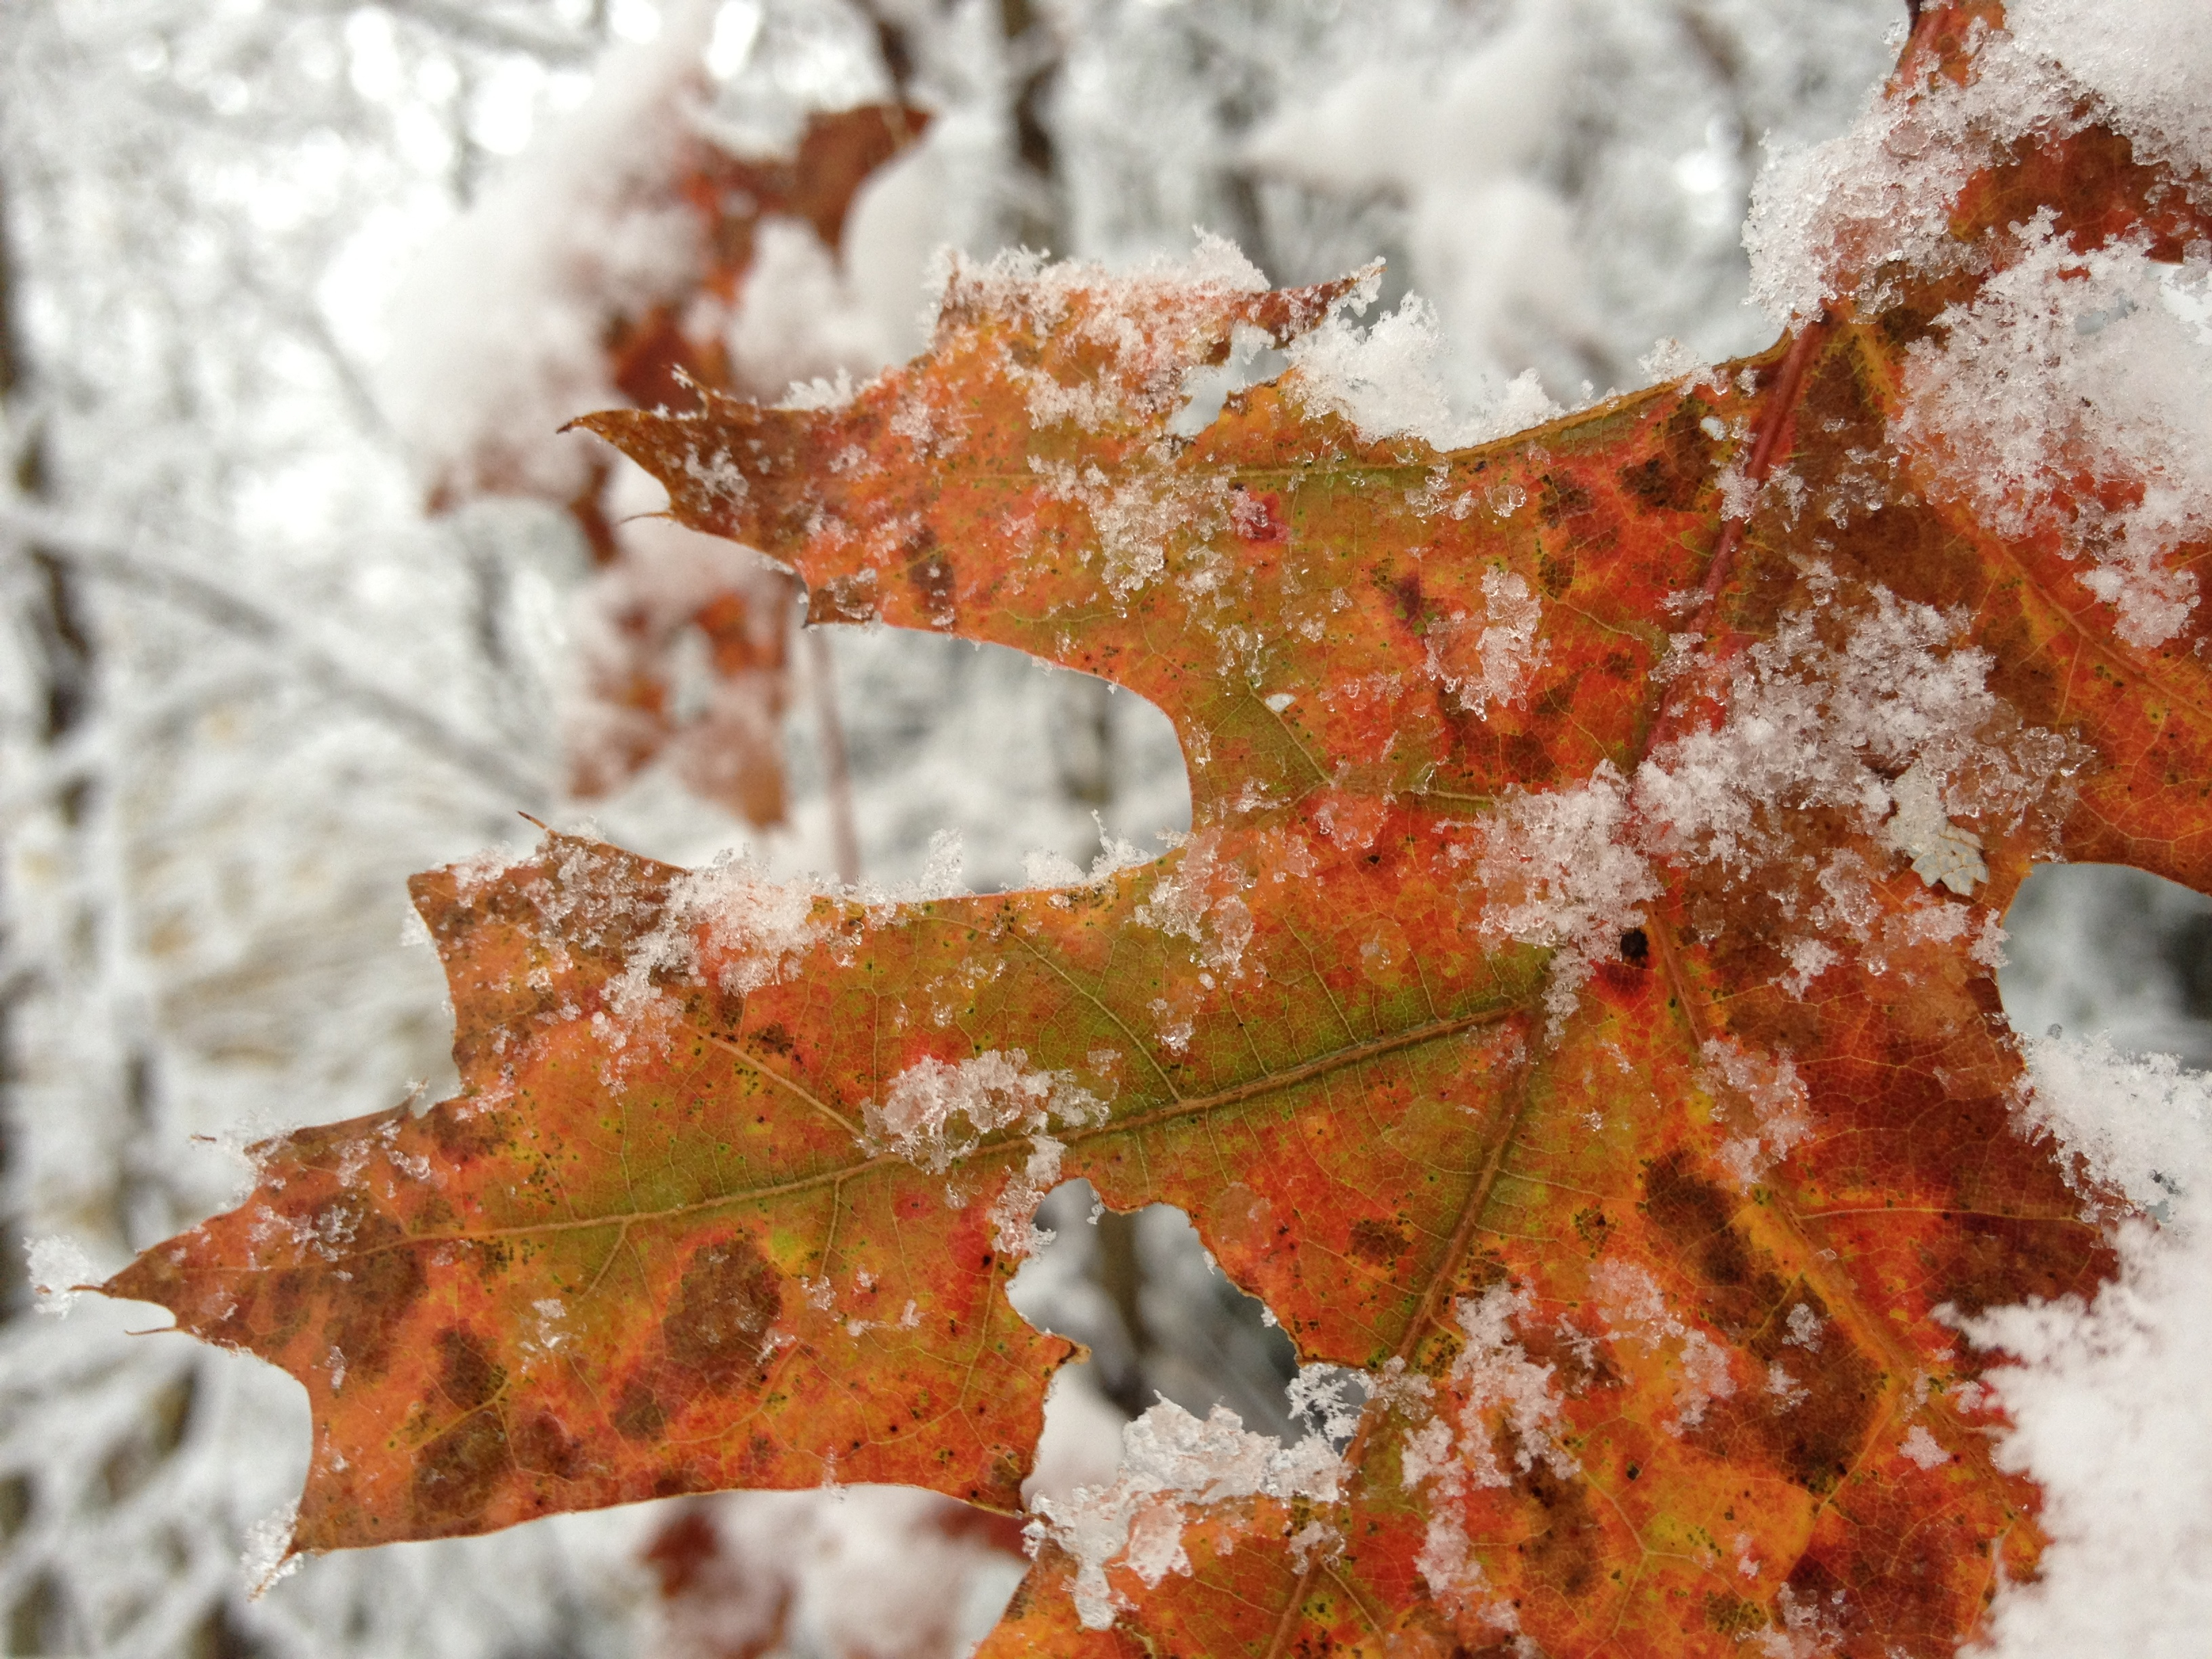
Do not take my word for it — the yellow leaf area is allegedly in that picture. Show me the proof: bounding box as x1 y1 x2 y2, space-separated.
104 6 2212 1656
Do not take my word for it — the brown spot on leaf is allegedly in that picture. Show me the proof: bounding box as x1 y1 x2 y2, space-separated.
424 1103 509 1165
1931 1210 2108 1317
1572 1206 1612 1251
1639 1151 1789 1333
1348 1218 1409 1266
1538 475 1594 527
411 1409 510 1534
905 541 956 628
436 1326 505 1412
1515 1465 1603 1599
510 1411 583 1479
1391 570 1425 624
810 569 878 624
663 1233 782 1392
319 1210 427 1385
1711 1283 1883 1496
1617 401 1713 514
612 1379 668 1442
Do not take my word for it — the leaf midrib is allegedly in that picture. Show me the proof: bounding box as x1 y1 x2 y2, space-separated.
208 1004 1523 1274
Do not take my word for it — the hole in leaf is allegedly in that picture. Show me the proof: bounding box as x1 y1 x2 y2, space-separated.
1007 1181 1300 1439
1167 326 1291 438
2000 863 2212 1067
1999 862 2212 1228
785 631 1193 893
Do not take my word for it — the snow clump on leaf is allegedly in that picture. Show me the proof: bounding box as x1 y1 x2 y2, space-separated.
1894 219 2212 648
1029 1397 1347 1631
869 1050 1107 1172
1965 1031 2212 1659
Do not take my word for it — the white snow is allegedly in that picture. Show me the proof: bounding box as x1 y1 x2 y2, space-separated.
1591 1259 1738 1434
2009 1031 2212 1221
943 236 1277 438
1422 567 1549 718
1952 1029 2212 1659
1132 829 1256 978
1899 1425 1950 1470
377 7 716 500
664 851 829 994
1285 289 1563 453
1465 760 1658 1031
1413 1515 1519 1635
1029 457 1226 599
1748 0 2212 456
1392 1286 1572 1634
1028 1397 1345 1631
1466 581 2070 1023
1880 759 1990 897
1893 219 2211 648
24 1235 95 1317
986 1134 1067 1258
869 1051 1106 1173
1702 1036 1814 1191
241 1500 303 1597
1745 26 2077 328
2008 0 2212 179
1446 1285 1577 1488
1633 588 2053 880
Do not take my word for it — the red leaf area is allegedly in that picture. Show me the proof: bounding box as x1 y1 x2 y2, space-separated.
104 7 2212 1656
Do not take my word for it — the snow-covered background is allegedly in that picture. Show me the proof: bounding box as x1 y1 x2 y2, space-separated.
1 0 2205 1654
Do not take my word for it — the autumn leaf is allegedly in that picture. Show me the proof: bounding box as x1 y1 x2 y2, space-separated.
102 5 2212 1655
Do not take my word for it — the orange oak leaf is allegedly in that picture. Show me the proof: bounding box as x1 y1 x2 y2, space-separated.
102 7 2212 1656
